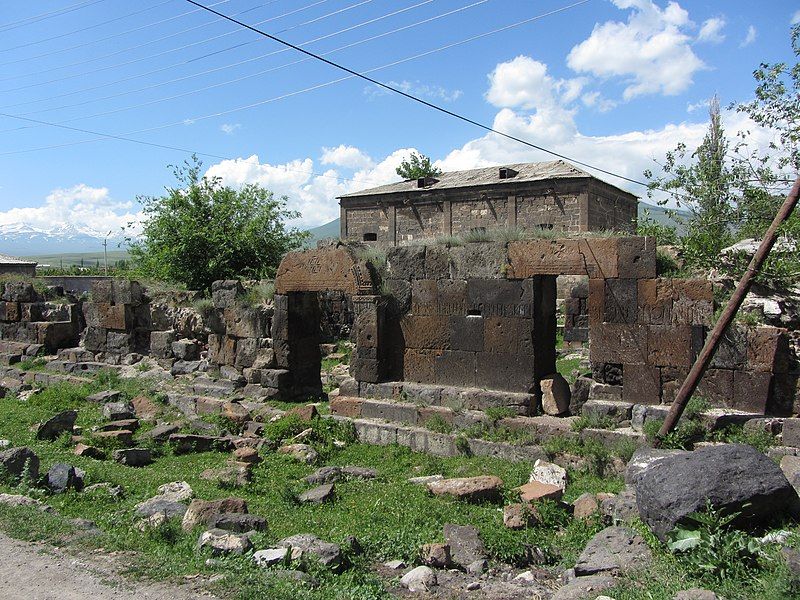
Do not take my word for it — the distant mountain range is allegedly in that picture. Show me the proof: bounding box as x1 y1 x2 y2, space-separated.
7 201 686 259
1 223 128 256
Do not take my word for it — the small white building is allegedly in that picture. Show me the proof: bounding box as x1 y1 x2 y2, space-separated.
0 253 37 277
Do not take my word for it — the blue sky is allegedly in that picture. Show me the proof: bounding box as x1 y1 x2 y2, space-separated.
0 0 797 235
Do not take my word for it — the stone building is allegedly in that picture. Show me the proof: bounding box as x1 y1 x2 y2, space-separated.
0 253 36 277
338 160 638 245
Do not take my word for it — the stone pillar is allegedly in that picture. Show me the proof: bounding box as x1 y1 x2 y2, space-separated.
272 292 323 398
508 195 517 229
351 295 386 383
443 200 452 236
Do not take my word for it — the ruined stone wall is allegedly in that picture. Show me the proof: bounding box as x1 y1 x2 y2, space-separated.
82 280 151 359
563 280 589 344
588 190 637 232
450 195 511 233
0 264 36 277
0 280 80 354
515 192 582 232
344 205 391 244
396 203 444 243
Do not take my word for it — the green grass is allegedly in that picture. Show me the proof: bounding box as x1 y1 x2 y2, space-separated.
0 374 626 599
556 356 583 384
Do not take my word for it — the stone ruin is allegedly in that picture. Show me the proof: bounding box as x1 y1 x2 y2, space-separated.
0 235 797 436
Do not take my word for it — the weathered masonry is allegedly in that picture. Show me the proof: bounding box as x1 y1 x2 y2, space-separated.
337 160 638 245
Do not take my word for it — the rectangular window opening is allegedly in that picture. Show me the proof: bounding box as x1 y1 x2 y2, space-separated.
363 232 377 241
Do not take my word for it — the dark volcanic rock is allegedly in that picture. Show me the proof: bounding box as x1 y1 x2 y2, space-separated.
208 512 268 533
634 444 795 540
46 463 84 493
443 524 488 568
36 410 77 441
0 447 39 482
573 526 651 576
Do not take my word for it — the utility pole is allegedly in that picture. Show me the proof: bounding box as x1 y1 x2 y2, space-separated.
657 176 800 443
103 231 111 275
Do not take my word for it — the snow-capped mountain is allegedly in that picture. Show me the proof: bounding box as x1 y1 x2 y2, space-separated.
0 223 131 255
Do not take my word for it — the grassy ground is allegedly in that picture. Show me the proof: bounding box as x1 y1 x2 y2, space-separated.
0 372 618 599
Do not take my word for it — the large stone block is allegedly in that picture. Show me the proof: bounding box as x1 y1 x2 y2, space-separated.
400 315 450 350
589 323 648 365
747 326 791 373
224 307 269 339
88 303 133 331
638 279 713 327
647 326 694 368
212 280 245 309
82 326 107 353
449 242 507 279
386 245 426 279
150 330 177 359
449 316 484 352
484 316 534 355
731 371 772 413
106 331 132 354
622 363 660 405
0 302 20 322
696 368 734 406
36 322 77 352
474 352 535 393
711 327 748 369
434 350 477 388
403 349 437 383
2 281 37 303
423 245 452 280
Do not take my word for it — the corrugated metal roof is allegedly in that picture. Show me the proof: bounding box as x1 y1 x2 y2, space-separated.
0 253 36 265
339 159 626 199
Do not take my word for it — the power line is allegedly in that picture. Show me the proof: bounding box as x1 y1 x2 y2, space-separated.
0 0 175 53
0 111 383 187
184 0 654 189
0 0 108 33
0 2 581 150
4 0 454 125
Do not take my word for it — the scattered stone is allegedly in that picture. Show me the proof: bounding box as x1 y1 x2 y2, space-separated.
780 455 800 494
541 373 571 416
298 483 334 504
466 581 481 591
182 497 248 531
624 447 683 485
74 443 105 460
113 448 152 467
408 474 444 485
222 401 251 424
197 528 253 556
530 459 568 490
400 566 437 593
207 512 267 533
634 444 795 540
503 503 538 529
131 395 160 420
574 526 652 576
673 590 719 600
421 543 451 568
200 464 251 487
170 434 233 454
276 533 344 572
94 430 133 446
342 466 377 479
98 418 139 432
86 390 121 403
140 423 179 444
443 524 488 568
287 404 319 421
233 447 262 465
102 401 134 421
46 463 84 493
135 497 188 519
517 481 563 502
573 493 600 520
552 575 616 600
277 443 319 464
136 512 171 531
599 487 639 523
0 493 52 512
383 559 406 570
36 410 77 441
0 447 39 482
467 559 488 575
242 421 265 437
253 548 290 568
305 466 342 485
427 476 503 503
155 481 193 502
84 482 124 499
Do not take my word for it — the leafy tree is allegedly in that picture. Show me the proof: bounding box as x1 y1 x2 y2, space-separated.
395 152 442 180
128 157 308 291
646 26 799 286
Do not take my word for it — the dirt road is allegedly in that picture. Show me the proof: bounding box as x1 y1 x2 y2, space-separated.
0 532 218 600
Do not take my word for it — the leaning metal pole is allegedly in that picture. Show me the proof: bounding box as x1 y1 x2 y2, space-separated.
656 176 800 444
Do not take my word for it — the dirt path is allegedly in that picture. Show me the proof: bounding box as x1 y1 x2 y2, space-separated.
0 532 219 600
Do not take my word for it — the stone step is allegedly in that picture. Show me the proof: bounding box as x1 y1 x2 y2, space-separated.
45 360 113 376
0 352 22 366
331 415 547 462
331 396 491 431
191 376 243 398
339 377 533 414
0 340 39 355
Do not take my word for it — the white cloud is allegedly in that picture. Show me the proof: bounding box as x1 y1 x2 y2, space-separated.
740 25 757 47
792 10 800 25
697 17 726 44
365 80 462 102
686 98 709 113
320 145 374 170
0 184 141 235
581 91 618 112
220 123 241 135
567 0 705 100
